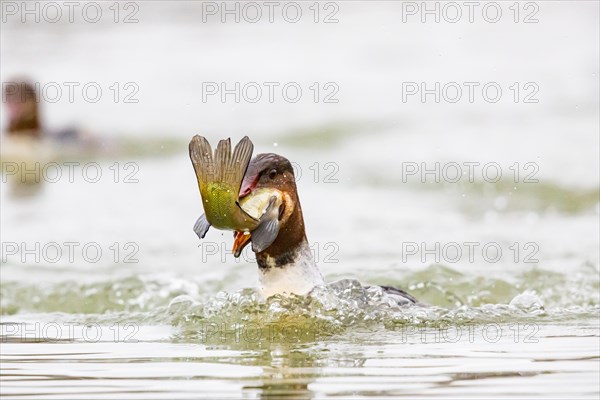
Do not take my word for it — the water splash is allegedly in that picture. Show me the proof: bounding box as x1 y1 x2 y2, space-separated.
2 266 597 338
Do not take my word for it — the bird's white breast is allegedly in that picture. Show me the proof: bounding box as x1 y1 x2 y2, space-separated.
257 242 324 298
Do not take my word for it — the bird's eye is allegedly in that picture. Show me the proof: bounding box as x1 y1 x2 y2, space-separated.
268 169 277 179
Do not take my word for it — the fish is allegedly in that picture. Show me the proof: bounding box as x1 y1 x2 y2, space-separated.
234 188 284 256
189 136 282 253
189 135 256 231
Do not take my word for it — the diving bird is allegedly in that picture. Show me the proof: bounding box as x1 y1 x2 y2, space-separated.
190 137 418 305
3 81 41 138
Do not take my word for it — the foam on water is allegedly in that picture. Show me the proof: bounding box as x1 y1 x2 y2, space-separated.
2 265 597 346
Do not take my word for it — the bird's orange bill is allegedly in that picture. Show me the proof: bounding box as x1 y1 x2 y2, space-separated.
233 231 252 257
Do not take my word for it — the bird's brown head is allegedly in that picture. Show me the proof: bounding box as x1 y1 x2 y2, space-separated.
3 81 41 138
239 153 297 198
233 153 308 262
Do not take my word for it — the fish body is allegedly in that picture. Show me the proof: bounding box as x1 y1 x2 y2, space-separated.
189 135 258 233
203 181 258 231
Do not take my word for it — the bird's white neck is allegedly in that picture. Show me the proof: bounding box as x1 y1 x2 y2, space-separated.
257 239 324 298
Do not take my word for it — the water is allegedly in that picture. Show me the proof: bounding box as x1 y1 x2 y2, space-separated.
1 1 599 399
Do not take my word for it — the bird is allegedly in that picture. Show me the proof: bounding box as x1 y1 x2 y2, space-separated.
2 79 103 150
3 81 42 139
189 136 419 306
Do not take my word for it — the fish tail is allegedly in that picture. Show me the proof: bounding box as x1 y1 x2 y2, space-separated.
214 136 253 192
189 135 215 187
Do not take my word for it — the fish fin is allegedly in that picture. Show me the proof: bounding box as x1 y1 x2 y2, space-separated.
189 135 215 190
193 214 211 239
251 218 280 253
214 136 253 192
251 197 280 253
